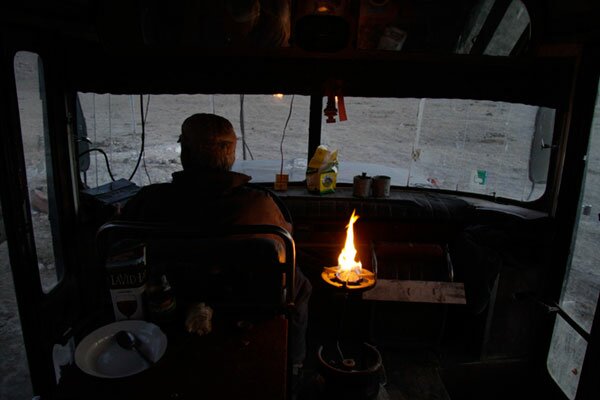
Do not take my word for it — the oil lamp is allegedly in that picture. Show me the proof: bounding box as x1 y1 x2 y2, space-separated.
321 210 376 291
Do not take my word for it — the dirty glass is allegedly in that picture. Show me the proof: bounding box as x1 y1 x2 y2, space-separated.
76 93 310 186
455 0 530 56
455 0 495 54
13 51 63 293
484 0 530 56
321 97 416 187
323 97 551 201
547 79 600 399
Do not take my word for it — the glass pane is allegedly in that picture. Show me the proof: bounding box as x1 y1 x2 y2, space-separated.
547 317 587 400
412 99 542 199
484 0 530 56
455 0 495 54
14 51 62 293
320 97 417 186
547 80 600 398
77 94 310 186
559 81 600 332
321 97 551 201
226 94 310 183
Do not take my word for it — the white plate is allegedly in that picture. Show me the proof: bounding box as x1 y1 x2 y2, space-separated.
75 320 167 378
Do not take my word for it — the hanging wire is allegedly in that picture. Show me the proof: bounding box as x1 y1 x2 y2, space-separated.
141 95 152 184
128 94 147 181
239 94 254 160
408 97 426 187
240 94 246 160
526 182 536 201
280 94 295 175
93 94 98 187
128 94 151 184
130 95 137 134
79 148 116 181
108 94 112 166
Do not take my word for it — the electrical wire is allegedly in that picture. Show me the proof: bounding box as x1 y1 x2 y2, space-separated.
128 94 151 185
93 94 98 187
280 94 295 175
526 181 536 201
239 94 254 160
108 95 112 164
130 95 137 134
244 136 254 160
240 94 246 160
79 148 116 182
141 95 152 184
128 94 147 182
85 94 150 186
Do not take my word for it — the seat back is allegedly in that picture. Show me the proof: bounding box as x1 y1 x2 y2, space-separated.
97 221 295 314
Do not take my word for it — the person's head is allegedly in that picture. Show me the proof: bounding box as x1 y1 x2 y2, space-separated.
178 113 237 171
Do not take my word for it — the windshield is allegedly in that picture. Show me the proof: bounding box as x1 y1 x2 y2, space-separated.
77 93 554 202
76 93 310 187
323 97 553 201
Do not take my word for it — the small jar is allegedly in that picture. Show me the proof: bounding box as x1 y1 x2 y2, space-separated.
353 172 372 198
372 175 391 198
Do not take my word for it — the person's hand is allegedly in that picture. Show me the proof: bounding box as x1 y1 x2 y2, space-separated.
185 302 213 336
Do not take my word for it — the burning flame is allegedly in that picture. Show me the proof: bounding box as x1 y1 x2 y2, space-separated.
336 210 362 283
273 93 284 99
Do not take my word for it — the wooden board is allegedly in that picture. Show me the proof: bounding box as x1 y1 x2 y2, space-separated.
362 279 466 304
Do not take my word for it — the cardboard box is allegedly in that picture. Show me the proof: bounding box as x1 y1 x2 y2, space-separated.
106 240 148 320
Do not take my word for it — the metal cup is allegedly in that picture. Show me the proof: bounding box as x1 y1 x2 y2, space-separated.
372 175 391 198
353 173 372 198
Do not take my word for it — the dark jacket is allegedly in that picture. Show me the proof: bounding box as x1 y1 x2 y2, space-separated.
121 168 309 364
120 169 291 234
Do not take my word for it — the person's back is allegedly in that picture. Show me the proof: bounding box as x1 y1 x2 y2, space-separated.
118 113 309 370
121 168 291 231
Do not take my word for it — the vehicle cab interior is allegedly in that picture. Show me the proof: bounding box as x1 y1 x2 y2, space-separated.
0 1 599 400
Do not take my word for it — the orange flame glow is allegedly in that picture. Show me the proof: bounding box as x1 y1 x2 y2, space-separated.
336 210 362 282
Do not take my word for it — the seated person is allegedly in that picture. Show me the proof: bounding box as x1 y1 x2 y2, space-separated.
119 113 311 368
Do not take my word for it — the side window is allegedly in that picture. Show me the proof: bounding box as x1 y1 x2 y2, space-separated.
14 51 63 292
547 80 600 398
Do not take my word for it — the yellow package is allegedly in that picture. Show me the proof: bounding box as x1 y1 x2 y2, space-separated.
306 145 338 194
